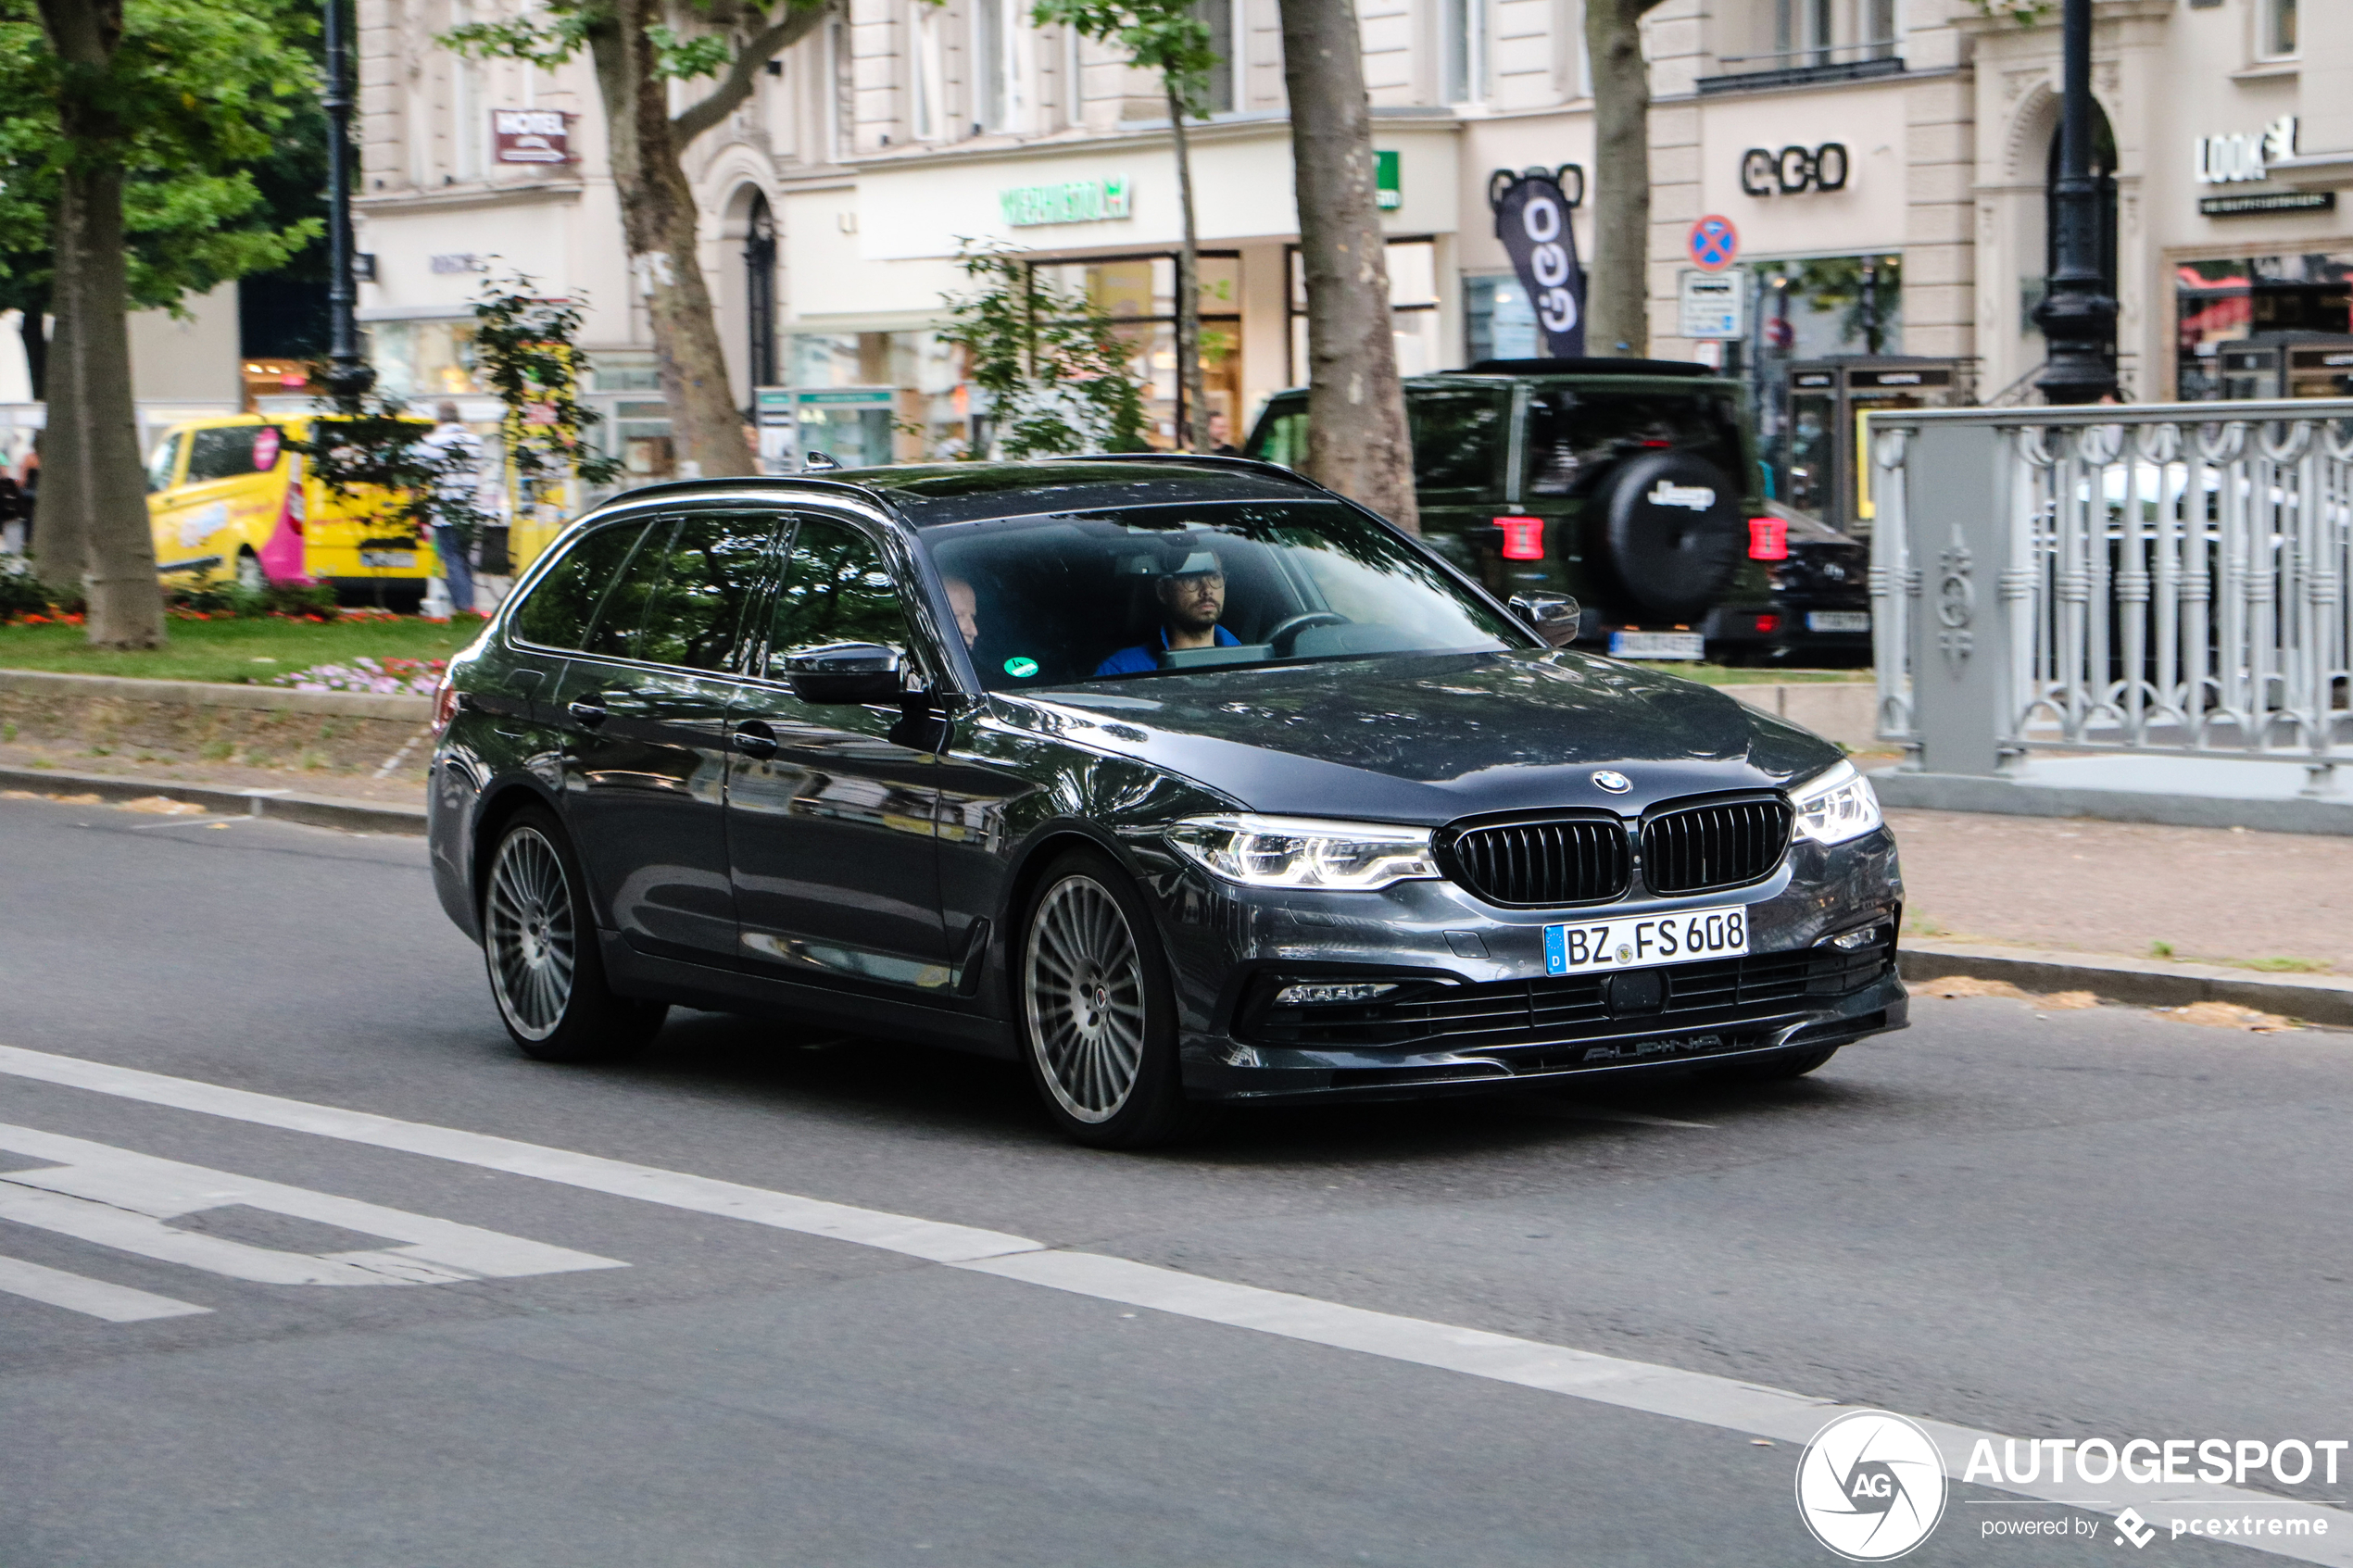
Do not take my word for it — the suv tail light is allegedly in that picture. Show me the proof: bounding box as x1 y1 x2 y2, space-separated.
431 671 460 734
1747 517 1788 560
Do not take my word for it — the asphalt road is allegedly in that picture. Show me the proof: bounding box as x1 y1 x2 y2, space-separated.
3 792 2348 1567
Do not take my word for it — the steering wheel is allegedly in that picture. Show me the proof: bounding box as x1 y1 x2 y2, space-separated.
1264 611 1348 656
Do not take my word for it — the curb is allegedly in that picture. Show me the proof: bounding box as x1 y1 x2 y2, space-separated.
1901 938 2353 1028
1873 768 2353 838
0 763 427 836
0 667 434 723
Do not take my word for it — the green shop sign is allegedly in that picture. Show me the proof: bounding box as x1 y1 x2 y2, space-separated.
795 388 897 408
1000 177 1134 227
1376 150 1400 211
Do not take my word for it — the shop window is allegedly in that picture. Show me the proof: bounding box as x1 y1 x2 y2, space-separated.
368 319 480 401
2175 254 2353 400
1287 237 1443 385
1029 253 1244 447
1466 273 1537 362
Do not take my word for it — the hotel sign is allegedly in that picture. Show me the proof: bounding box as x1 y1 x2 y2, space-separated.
492 108 570 165
1000 177 1134 227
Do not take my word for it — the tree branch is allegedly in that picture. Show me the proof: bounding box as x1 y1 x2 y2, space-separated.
671 1 831 145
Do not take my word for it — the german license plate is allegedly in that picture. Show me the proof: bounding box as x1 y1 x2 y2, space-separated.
1543 904 1751 975
1806 610 1871 633
360 550 416 569
1609 630 1705 660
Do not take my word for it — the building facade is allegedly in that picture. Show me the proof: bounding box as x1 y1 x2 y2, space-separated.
351 0 2351 516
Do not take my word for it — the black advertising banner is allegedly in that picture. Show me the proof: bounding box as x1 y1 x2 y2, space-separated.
1489 168 1586 358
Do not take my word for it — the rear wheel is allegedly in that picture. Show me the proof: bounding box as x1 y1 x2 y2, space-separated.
233 550 266 594
480 805 666 1063
1017 847 1195 1148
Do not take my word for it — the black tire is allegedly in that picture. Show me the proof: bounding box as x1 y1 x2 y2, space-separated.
1592 449 1744 622
479 804 667 1063
1015 847 1196 1148
234 549 266 594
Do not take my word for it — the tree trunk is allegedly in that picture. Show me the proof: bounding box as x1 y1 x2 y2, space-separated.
1584 0 1655 358
1275 0 1417 531
36 0 164 646
1166 78 1208 453
588 0 756 479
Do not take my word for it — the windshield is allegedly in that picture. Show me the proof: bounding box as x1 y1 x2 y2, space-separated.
923 500 1529 691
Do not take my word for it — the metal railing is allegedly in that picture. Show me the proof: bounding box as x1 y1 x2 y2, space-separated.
1869 400 2353 794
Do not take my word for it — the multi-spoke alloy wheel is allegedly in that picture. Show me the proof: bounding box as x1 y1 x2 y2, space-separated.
1024 873 1149 1123
485 825 575 1042
477 806 665 1063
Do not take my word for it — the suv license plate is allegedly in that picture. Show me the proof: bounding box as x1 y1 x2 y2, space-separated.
1806 610 1871 633
1609 630 1705 660
360 550 416 569
1543 905 1751 975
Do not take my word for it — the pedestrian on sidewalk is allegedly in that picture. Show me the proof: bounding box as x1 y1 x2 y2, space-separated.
417 401 484 615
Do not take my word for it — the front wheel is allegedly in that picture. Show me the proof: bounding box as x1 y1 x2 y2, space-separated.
1017 848 1195 1148
481 805 667 1063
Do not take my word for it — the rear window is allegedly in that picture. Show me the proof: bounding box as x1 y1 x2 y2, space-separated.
183 425 284 484
1525 390 1745 497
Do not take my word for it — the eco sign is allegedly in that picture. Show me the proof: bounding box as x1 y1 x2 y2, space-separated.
1000 178 1134 227
1487 167 1587 358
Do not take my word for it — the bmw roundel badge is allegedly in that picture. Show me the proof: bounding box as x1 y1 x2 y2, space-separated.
1592 770 1633 794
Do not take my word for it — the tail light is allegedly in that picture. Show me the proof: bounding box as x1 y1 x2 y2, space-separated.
1755 613 1780 634
1747 517 1788 560
284 458 307 535
431 671 460 734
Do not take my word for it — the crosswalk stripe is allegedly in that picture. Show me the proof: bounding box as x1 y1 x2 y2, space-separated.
3 1042 2347 1566
0 1252 210 1322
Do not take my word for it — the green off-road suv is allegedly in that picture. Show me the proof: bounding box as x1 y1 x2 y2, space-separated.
1247 358 1863 664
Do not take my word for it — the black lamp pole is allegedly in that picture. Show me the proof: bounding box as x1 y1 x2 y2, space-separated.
321 0 374 408
2033 0 2118 404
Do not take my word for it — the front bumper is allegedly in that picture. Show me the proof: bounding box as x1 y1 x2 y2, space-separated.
1156 829 1905 1103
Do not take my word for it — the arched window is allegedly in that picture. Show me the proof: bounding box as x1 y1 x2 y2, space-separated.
744 190 777 388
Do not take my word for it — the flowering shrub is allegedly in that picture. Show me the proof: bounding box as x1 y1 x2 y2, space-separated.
270 657 447 696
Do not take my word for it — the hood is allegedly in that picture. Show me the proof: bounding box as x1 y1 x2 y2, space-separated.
984 649 1843 824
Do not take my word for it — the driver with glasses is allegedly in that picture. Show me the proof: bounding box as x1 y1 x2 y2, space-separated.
1093 546 1239 676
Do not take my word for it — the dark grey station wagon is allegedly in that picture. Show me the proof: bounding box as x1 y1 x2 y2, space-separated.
427 456 1906 1147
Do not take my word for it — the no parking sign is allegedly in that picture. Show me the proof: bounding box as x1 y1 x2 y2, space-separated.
1687 215 1739 272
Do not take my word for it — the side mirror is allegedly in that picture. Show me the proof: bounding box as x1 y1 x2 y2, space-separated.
1510 593 1582 648
783 641 903 705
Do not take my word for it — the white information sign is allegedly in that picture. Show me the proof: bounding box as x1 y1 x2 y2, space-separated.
1679 270 1746 340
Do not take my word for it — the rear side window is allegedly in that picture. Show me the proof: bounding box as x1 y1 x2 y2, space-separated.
1407 387 1511 493
145 434 183 494
1525 390 1745 496
581 520 679 662
634 513 783 671
1251 404 1309 470
767 515 910 670
184 425 283 483
511 521 651 651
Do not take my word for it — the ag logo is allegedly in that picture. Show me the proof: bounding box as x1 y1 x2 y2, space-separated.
1795 1410 1947 1561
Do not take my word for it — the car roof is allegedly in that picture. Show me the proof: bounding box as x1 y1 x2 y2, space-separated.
606 454 1332 529
1260 361 1740 403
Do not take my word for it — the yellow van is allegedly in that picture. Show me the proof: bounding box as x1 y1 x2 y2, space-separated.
145 414 442 607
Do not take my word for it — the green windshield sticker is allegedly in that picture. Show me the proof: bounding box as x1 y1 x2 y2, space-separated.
1003 656 1039 679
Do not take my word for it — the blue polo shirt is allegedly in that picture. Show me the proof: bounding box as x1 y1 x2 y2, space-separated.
1093 624 1239 677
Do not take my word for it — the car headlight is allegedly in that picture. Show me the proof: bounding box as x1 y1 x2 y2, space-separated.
1790 759 1884 846
1165 815 1441 891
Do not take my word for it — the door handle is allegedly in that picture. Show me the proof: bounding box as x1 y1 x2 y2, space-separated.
567 697 610 726
731 721 778 759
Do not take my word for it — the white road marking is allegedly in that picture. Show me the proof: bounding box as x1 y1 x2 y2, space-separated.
0 1043 2343 1564
0 1252 210 1322
0 1123 624 1287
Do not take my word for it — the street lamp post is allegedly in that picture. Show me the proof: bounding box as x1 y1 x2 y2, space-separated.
321 0 374 408
2033 0 2118 405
